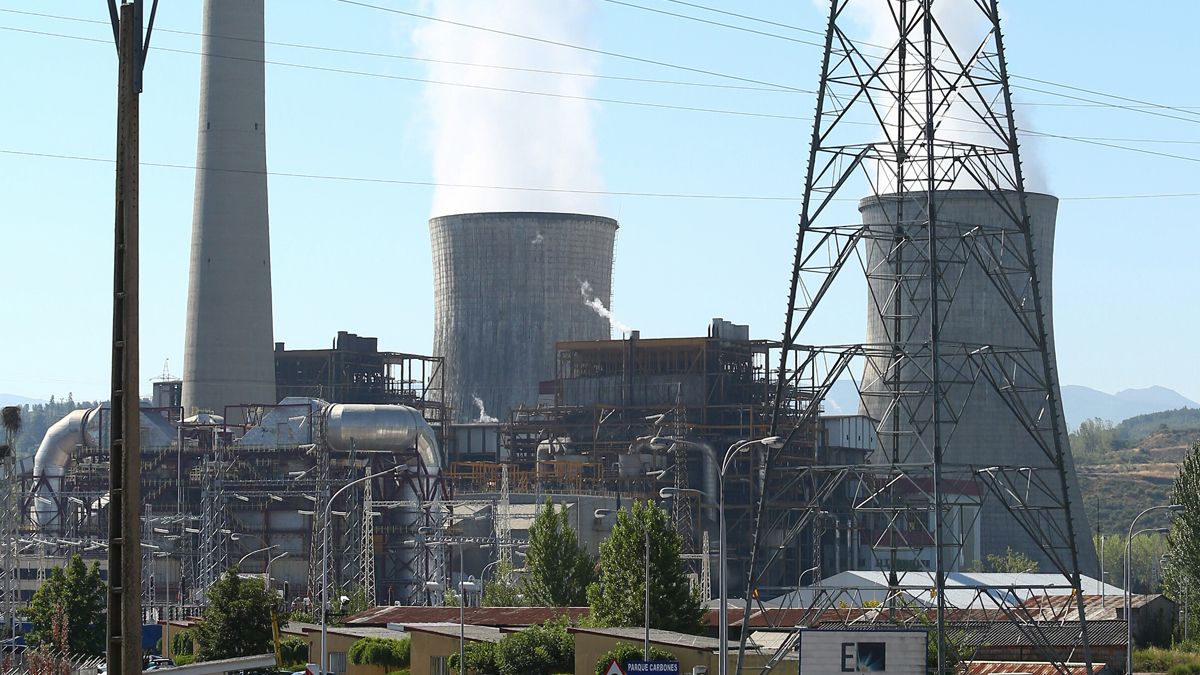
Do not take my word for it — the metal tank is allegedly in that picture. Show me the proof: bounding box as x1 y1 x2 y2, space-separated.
430 212 618 422
857 189 1096 571
182 0 276 415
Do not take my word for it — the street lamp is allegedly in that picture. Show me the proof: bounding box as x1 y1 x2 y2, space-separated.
718 436 783 675
1126 505 1182 675
318 466 401 675
237 544 278 570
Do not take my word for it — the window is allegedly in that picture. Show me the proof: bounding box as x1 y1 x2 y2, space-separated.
328 651 347 674
431 655 449 675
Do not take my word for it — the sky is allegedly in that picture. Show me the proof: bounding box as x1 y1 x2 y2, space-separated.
0 1 1197 404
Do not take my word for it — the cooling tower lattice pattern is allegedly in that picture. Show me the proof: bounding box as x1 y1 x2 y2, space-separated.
858 189 1097 572
431 212 618 423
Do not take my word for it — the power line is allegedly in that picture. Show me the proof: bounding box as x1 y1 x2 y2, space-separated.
0 7 793 94
3 147 1199 203
11 21 1200 159
594 0 1200 126
333 0 810 92
598 0 826 48
0 25 812 122
7 5 1200 125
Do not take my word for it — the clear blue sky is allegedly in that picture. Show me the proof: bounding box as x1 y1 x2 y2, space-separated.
1 1 1197 403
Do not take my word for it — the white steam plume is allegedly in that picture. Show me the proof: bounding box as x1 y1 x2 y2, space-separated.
580 280 633 337
413 0 607 216
838 0 1048 192
472 394 499 423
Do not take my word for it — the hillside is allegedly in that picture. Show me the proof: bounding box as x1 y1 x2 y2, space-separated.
1072 408 1200 534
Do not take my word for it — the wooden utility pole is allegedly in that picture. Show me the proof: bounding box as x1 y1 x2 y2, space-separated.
107 0 157 670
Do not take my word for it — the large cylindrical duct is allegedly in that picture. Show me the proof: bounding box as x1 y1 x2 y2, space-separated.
182 0 276 415
430 212 618 422
857 189 1096 572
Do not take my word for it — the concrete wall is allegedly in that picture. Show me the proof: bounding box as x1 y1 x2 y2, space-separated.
183 0 277 416
409 631 485 675
430 212 618 423
858 190 1096 572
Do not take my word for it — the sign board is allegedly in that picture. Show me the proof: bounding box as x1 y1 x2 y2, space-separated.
797 629 927 675
603 659 627 675
627 661 681 674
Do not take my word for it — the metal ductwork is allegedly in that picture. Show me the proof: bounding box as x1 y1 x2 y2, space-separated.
323 404 442 471
323 403 443 601
31 407 101 528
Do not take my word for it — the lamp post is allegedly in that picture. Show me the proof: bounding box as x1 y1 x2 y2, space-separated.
411 538 478 673
654 435 784 675
1126 505 1182 675
320 466 400 675
236 544 277 570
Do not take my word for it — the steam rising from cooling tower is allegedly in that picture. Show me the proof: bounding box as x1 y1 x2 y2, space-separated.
182 0 277 415
412 0 606 217
844 3 1049 192
431 212 617 422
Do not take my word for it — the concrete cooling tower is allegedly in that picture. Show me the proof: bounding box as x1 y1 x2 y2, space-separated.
857 189 1097 572
431 212 618 422
182 0 276 415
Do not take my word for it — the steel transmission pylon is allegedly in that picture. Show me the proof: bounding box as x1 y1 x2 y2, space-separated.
738 2 1095 673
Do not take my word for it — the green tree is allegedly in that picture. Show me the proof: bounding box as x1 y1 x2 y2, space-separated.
587 500 705 635
348 636 410 671
27 554 106 655
594 643 676 675
482 560 526 607
1097 532 1170 593
522 497 595 607
984 546 1039 573
194 569 275 661
1167 443 1200 637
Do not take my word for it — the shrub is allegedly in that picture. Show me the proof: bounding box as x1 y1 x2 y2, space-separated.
349 636 411 670
171 628 195 656
1136 646 1200 672
494 621 573 675
280 637 309 666
448 641 497 675
173 654 196 666
594 642 676 675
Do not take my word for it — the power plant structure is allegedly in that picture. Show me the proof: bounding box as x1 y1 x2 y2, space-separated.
7 0 1114 672
741 1 1099 672
430 212 618 422
182 0 276 416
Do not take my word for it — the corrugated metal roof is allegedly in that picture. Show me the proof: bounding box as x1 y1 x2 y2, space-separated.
965 661 1093 675
570 626 725 650
402 623 506 643
346 605 589 627
1019 593 1164 621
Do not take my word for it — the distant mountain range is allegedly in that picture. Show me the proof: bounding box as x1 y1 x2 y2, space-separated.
819 382 1197 430
1060 385 1198 431
0 394 46 407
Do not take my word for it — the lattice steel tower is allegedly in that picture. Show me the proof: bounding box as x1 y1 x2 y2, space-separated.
741 1 1097 673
